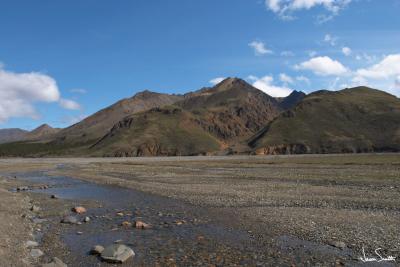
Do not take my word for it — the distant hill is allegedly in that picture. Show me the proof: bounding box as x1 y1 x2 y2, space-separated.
249 87 400 154
53 90 183 144
0 128 28 144
24 124 60 141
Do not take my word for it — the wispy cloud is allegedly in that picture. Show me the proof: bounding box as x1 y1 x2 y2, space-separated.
265 0 352 22
59 98 81 110
248 41 273 56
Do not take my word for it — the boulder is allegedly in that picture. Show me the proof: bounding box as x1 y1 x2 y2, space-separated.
101 244 135 263
83 216 90 223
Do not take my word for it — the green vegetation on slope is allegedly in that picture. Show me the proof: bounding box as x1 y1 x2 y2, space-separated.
250 87 400 154
91 106 221 156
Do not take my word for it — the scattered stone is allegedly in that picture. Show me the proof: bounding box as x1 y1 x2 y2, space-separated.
72 206 86 214
329 241 347 249
114 239 123 244
61 215 79 224
90 245 104 255
89 245 104 255
134 220 151 229
121 221 132 227
41 257 67 267
51 194 58 199
101 244 135 263
84 216 90 223
30 248 44 258
175 220 186 225
116 212 124 216
32 217 47 224
17 186 29 191
25 240 39 248
76 231 83 235
31 205 40 212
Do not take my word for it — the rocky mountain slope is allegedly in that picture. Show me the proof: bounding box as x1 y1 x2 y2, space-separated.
91 78 284 156
53 90 183 144
250 87 400 154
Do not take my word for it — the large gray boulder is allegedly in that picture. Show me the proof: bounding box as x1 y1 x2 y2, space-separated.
101 244 135 263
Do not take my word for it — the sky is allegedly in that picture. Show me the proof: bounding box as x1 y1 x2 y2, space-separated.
0 0 399 130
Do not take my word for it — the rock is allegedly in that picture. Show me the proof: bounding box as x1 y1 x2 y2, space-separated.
134 220 151 229
83 216 90 223
329 241 346 249
116 212 124 216
90 245 104 255
17 186 29 191
25 240 39 248
31 205 40 212
61 215 79 224
76 231 83 235
121 221 132 227
41 257 67 267
101 244 135 263
72 206 86 214
51 194 58 199
30 248 44 258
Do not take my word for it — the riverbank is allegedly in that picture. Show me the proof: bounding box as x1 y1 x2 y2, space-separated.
0 154 399 266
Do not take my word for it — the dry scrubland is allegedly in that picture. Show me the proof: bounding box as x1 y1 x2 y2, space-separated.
0 153 399 264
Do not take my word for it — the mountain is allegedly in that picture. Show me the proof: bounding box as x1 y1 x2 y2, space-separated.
277 90 306 110
0 128 28 144
91 106 221 157
53 90 183 144
91 78 284 156
249 87 400 154
24 124 60 141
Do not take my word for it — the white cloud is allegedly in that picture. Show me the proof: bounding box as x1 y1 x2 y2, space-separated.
356 54 400 80
209 77 226 85
279 73 294 84
324 34 337 46
0 64 83 123
248 41 272 56
295 56 349 76
342 46 352 56
59 98 81 110
70 88 87 94
0 67 60 123
296 75 311 84
265 0 352 21
248 75 292 97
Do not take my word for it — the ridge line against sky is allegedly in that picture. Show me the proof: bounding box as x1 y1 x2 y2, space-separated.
0 0 399 130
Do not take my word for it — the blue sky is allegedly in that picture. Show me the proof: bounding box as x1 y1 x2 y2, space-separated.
0 0 399 130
